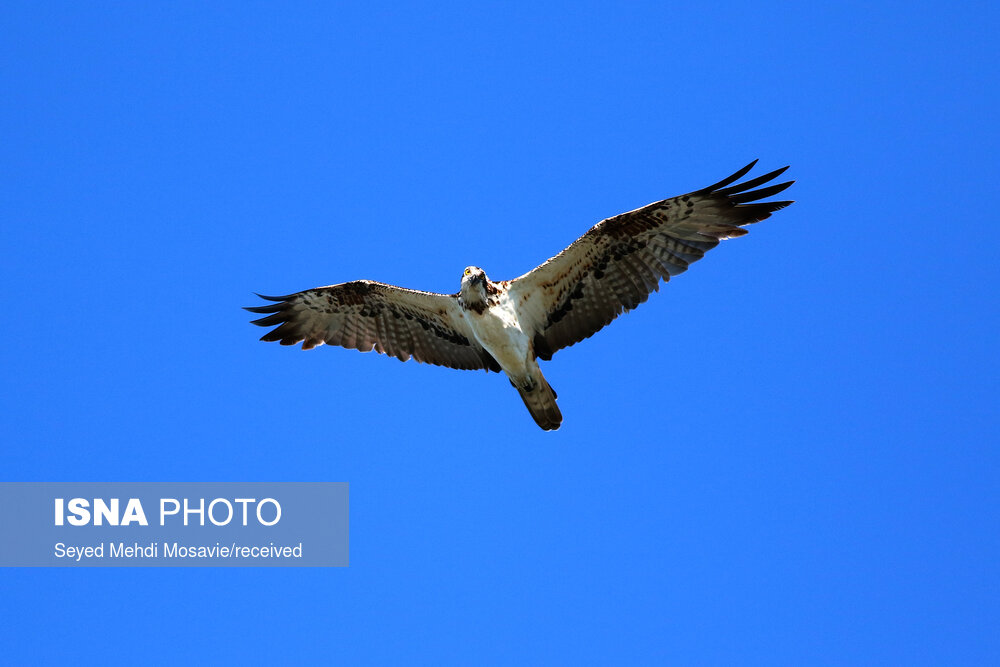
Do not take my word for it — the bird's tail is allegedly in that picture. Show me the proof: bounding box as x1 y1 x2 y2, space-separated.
516 372 562 431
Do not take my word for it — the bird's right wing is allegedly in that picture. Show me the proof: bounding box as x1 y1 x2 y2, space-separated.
246 280 501 372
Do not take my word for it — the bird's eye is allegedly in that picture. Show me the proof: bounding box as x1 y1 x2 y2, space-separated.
464 268 470 276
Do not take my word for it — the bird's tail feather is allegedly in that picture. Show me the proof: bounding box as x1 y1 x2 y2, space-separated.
517 374 562 431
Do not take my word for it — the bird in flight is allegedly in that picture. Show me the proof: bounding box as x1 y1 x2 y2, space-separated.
246 161 793 430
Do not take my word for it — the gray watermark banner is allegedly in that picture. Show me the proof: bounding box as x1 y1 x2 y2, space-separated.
0 483 348 567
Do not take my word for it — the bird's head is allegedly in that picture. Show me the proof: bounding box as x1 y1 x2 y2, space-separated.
462 265 487 286
460 266 489 303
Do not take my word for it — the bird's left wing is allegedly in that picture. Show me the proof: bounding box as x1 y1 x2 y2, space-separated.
246 280 501 372
508 161 793 359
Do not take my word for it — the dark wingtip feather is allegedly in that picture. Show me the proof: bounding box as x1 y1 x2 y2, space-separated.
716 166 790 196
700 160 759 192
244 303 286 314
254 292 292 302
246 292 294 322
729 180 795 204
249 312 290 327
733 199 794 225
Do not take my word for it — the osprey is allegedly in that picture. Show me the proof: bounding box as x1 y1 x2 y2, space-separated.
247 161 793 430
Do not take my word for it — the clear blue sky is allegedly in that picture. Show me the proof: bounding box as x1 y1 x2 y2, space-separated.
2 2 998 664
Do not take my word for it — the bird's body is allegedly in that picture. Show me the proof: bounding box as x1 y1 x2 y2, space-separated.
459 267 562 429
460 275 529 378
247 161 794 430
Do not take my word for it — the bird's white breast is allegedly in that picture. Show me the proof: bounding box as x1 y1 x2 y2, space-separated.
467 294 532 375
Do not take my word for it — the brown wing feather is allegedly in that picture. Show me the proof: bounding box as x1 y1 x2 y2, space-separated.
509 161 794 359
245 280 501 372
